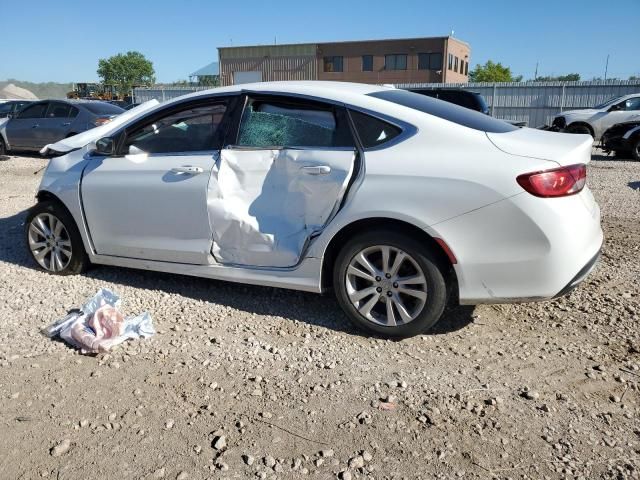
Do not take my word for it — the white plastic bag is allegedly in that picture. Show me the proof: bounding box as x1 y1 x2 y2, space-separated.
44 288 155 354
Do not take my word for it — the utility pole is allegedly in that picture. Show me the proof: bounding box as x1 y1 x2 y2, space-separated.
604 54 609 81
534 62 538 81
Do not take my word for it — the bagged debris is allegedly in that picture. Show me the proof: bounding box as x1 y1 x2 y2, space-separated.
44 288 154 354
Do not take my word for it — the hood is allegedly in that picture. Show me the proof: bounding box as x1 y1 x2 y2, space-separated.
558 108 599 117
40 100 160 155
487 127 593 166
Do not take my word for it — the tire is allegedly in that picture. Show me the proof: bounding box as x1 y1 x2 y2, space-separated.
25 200 89 275
631 138 640 162
0 136 6 156
565 123 593 136
613 150 630 160
333 230 449 338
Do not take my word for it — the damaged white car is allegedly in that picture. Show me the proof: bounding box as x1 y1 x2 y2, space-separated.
26 82 603 337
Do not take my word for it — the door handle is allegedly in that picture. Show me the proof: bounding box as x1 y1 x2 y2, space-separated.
171 166 204 175
31 124 39 128
62 122 71 126
301 165 331 175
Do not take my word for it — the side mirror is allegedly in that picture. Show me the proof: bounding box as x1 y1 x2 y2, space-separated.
94 137 115 156
608 104 622 112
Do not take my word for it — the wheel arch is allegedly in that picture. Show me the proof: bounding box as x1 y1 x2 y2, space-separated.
566 121 595 137
320 217 458 296
36 190 68 209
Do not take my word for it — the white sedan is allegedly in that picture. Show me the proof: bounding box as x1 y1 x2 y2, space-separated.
26 82 602 337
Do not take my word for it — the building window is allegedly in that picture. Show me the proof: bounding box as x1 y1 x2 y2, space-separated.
362 55 373 72
418 53 443 71
460 60 465 75
385 54 407 70
464 61 469 75
323 56 343 73
448 53 453 70
454 57 459 73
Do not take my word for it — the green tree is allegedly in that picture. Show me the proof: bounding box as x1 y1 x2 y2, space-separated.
97 51 155 96
535 73 580 81
468 60 522 82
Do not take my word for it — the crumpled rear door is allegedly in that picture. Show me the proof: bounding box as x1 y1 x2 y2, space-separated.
208 147 355 267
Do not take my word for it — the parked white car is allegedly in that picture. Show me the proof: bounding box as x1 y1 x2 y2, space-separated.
26 82 602 337
552 93 640 139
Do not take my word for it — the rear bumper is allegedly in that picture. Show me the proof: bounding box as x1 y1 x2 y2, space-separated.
436 189 603 305
553 249 600 298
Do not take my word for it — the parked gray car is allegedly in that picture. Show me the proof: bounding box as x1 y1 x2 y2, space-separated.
0 100 124 154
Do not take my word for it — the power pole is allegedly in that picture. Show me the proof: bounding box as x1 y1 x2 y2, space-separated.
604 54 609 81
534 62 538 81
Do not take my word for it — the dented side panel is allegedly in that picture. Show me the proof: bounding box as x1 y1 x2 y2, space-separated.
208 148 355 267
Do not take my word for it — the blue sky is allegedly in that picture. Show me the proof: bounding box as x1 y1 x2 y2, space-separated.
1 0 638 83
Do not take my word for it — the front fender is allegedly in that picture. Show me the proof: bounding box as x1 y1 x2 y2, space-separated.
36 149 94 255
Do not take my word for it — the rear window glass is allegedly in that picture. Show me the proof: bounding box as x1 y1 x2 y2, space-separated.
349 110 402 148
81 102 125 115
369 89 516 133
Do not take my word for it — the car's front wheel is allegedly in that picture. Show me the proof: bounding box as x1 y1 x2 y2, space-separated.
333 230 449 338
25 200 88 275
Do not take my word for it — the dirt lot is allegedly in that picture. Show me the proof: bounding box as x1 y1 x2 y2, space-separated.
0 153 639 480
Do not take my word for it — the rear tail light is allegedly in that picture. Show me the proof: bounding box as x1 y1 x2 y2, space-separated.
516 164 587 198
94 117 112 127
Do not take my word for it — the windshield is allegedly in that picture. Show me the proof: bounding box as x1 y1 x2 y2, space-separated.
594 96 624 109
369 89 516 133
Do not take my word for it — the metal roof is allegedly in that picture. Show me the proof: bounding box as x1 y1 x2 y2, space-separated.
189 61 220 77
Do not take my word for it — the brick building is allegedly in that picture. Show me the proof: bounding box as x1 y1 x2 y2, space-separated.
218 36 470 86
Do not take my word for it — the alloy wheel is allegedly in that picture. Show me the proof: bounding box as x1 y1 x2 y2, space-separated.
27 213 73 272
345 245 428 326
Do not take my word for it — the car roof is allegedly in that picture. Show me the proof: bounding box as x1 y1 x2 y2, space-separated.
171 81 391 105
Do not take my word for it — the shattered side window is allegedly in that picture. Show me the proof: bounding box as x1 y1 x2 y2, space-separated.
237 99 353 148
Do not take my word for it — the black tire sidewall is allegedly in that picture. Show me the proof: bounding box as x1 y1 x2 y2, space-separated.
567 124 592 136
0 136 6 155
631 138 640 162
25 200 88 275
333 230 449 338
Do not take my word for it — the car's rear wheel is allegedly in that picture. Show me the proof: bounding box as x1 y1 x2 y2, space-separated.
631 138 640 162
333 230 449 338
0 137 6 156
565 123 593 136
25 200 88 275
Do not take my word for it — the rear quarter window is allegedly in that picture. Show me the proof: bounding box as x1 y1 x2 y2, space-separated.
349 110 402 149
369 89 516 133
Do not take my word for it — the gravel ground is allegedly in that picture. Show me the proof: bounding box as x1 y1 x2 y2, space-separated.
0 152 639 480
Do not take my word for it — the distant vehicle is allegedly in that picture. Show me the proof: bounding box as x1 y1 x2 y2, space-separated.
601 121 640 161
410 88 490 115
410 88 527 127
0 100 34 118
552 94 640 139
0 100 124 155
25 82 601 338
67 83 119 101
